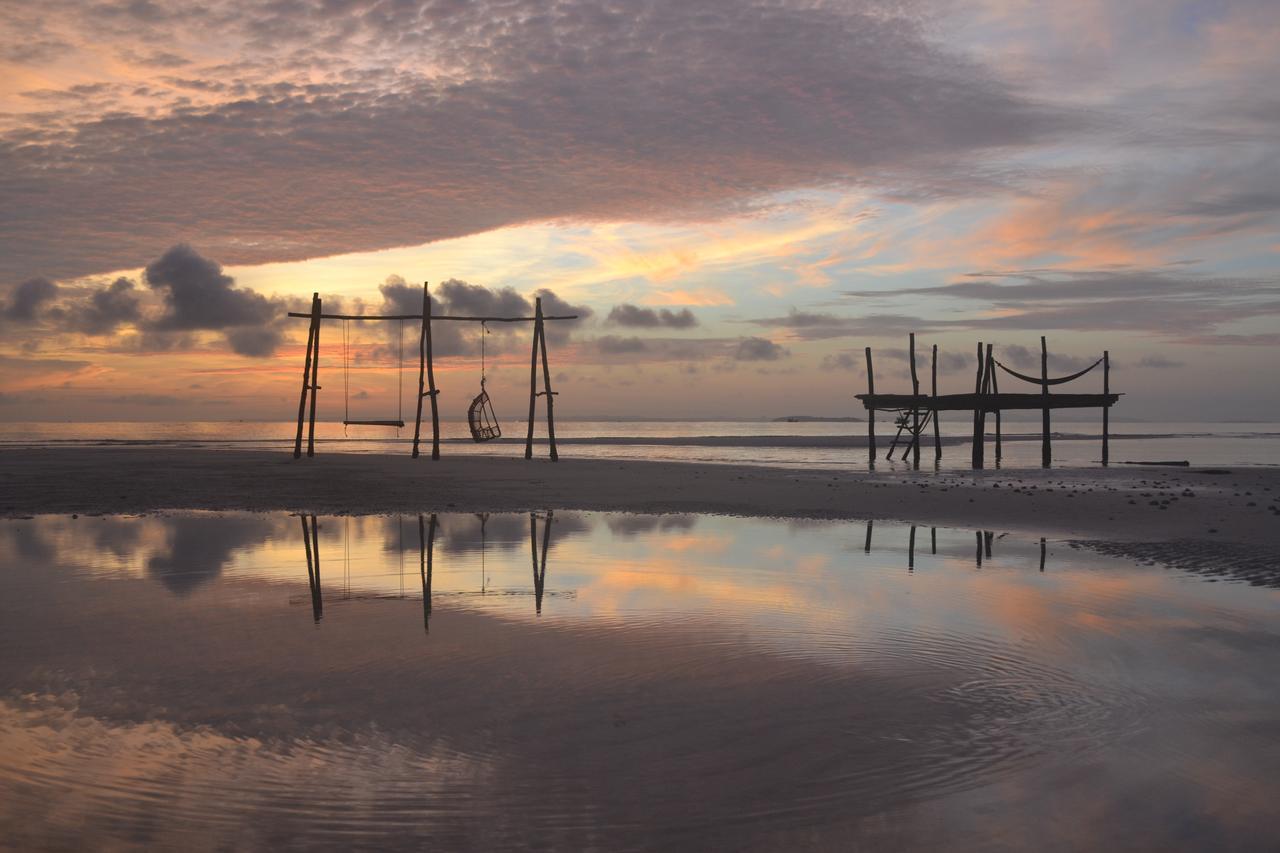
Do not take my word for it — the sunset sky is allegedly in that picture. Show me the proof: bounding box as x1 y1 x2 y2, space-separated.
2 0 1278 422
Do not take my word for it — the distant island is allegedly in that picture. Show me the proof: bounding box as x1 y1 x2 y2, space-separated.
772 416 862 423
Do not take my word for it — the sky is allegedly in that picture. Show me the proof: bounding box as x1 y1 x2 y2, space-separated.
1 0 1278 423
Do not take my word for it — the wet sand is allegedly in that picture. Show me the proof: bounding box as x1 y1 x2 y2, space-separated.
2 448 1276 548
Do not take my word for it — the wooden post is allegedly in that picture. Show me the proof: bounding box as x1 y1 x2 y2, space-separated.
427 286 442 458
983 343 995 464
306 296 321 457
930 527 937 554
864 347 876 465
864 520 872 553
525 301 541 459
975 530 983 566
908 525 916 571
908 333 920 469
294 293 318 458
971 342 984 469
301 514 321 622
1039 537 1047 572
411 284 433 459
420 513 437 634
1041 335 1051 468
1102 350 1110 466
931 344 941 462
990 348 1003 463
536 299 559 461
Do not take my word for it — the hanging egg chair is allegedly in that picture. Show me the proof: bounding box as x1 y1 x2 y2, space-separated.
467 323 502 442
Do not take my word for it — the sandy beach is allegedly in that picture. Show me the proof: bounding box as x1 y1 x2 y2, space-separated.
4 447 1276 547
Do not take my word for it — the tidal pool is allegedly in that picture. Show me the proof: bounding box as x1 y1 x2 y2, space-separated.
0 511 1277 851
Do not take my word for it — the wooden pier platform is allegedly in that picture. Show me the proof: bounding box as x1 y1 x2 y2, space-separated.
855 392 1121 413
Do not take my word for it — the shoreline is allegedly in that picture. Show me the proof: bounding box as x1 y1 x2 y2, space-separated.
3 447 1276 545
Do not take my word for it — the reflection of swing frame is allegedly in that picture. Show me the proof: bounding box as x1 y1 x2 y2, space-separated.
296 511 556 631
289 283 577 459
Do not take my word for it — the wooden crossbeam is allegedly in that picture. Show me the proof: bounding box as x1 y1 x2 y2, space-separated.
856 392 1121 412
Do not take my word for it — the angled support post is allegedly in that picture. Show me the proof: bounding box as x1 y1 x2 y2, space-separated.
524 297 560 460
306 296 321 457
294 292 318 458
412 283 440 459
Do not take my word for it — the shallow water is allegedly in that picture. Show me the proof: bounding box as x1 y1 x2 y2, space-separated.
3 418 1279 468
1 512 1278 851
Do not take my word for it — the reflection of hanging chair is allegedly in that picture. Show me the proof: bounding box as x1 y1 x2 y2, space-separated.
467 323 502 442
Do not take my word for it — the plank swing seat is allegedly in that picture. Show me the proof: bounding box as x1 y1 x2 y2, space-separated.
341 318 407 431
467 322 501 442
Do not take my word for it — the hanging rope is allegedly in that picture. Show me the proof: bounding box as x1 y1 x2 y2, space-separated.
397 319 404 428
343 319 350 435
994 355 1104 387
480 321 487 388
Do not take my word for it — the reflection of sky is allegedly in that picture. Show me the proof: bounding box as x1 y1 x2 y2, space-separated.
2 511 1280 848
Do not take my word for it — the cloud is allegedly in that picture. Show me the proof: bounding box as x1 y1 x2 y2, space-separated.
138 244 285 356
1136 354 1184 368
734 337 788 361
377 277 590 356
748 309 930 340
3 278 58 323
226 327 283 357
844 268 1280 339
595 335 649 355
820 352 861 372
0 0 1075 280
145 244 276 331
61 277 142 334
606 304 698 329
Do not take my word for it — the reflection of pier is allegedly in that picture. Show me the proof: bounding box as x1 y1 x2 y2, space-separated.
863 521 1049 571
298 511 559 632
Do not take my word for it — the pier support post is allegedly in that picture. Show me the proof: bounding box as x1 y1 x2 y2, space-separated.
864 347 876 465
990 347 1003 464
1041 335 1051 468
909 333 920 469
971 342 985 469
931 344 941 462
1102 350 1110 466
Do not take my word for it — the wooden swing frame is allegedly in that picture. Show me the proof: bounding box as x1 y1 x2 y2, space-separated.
289 282 577 460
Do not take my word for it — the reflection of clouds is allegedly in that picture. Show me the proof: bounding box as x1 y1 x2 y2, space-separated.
605 514 697 537
146 515 276 595
0 693 492 851
0 521 55 562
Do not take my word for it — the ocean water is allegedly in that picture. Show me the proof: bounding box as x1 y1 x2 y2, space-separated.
1 419 1278 469
1 511 1277 850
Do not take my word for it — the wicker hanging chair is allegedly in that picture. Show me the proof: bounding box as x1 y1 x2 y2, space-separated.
467 323 501 442
468 384 501 442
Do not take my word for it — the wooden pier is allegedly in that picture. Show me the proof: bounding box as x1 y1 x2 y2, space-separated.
856 335 1120 469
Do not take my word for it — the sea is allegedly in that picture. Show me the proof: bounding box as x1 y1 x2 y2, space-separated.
1 418 1277 469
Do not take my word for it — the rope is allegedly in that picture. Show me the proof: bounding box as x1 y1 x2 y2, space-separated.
343 319 350 435
480 321 487 388
994 355 1104 387
397 319 404 427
